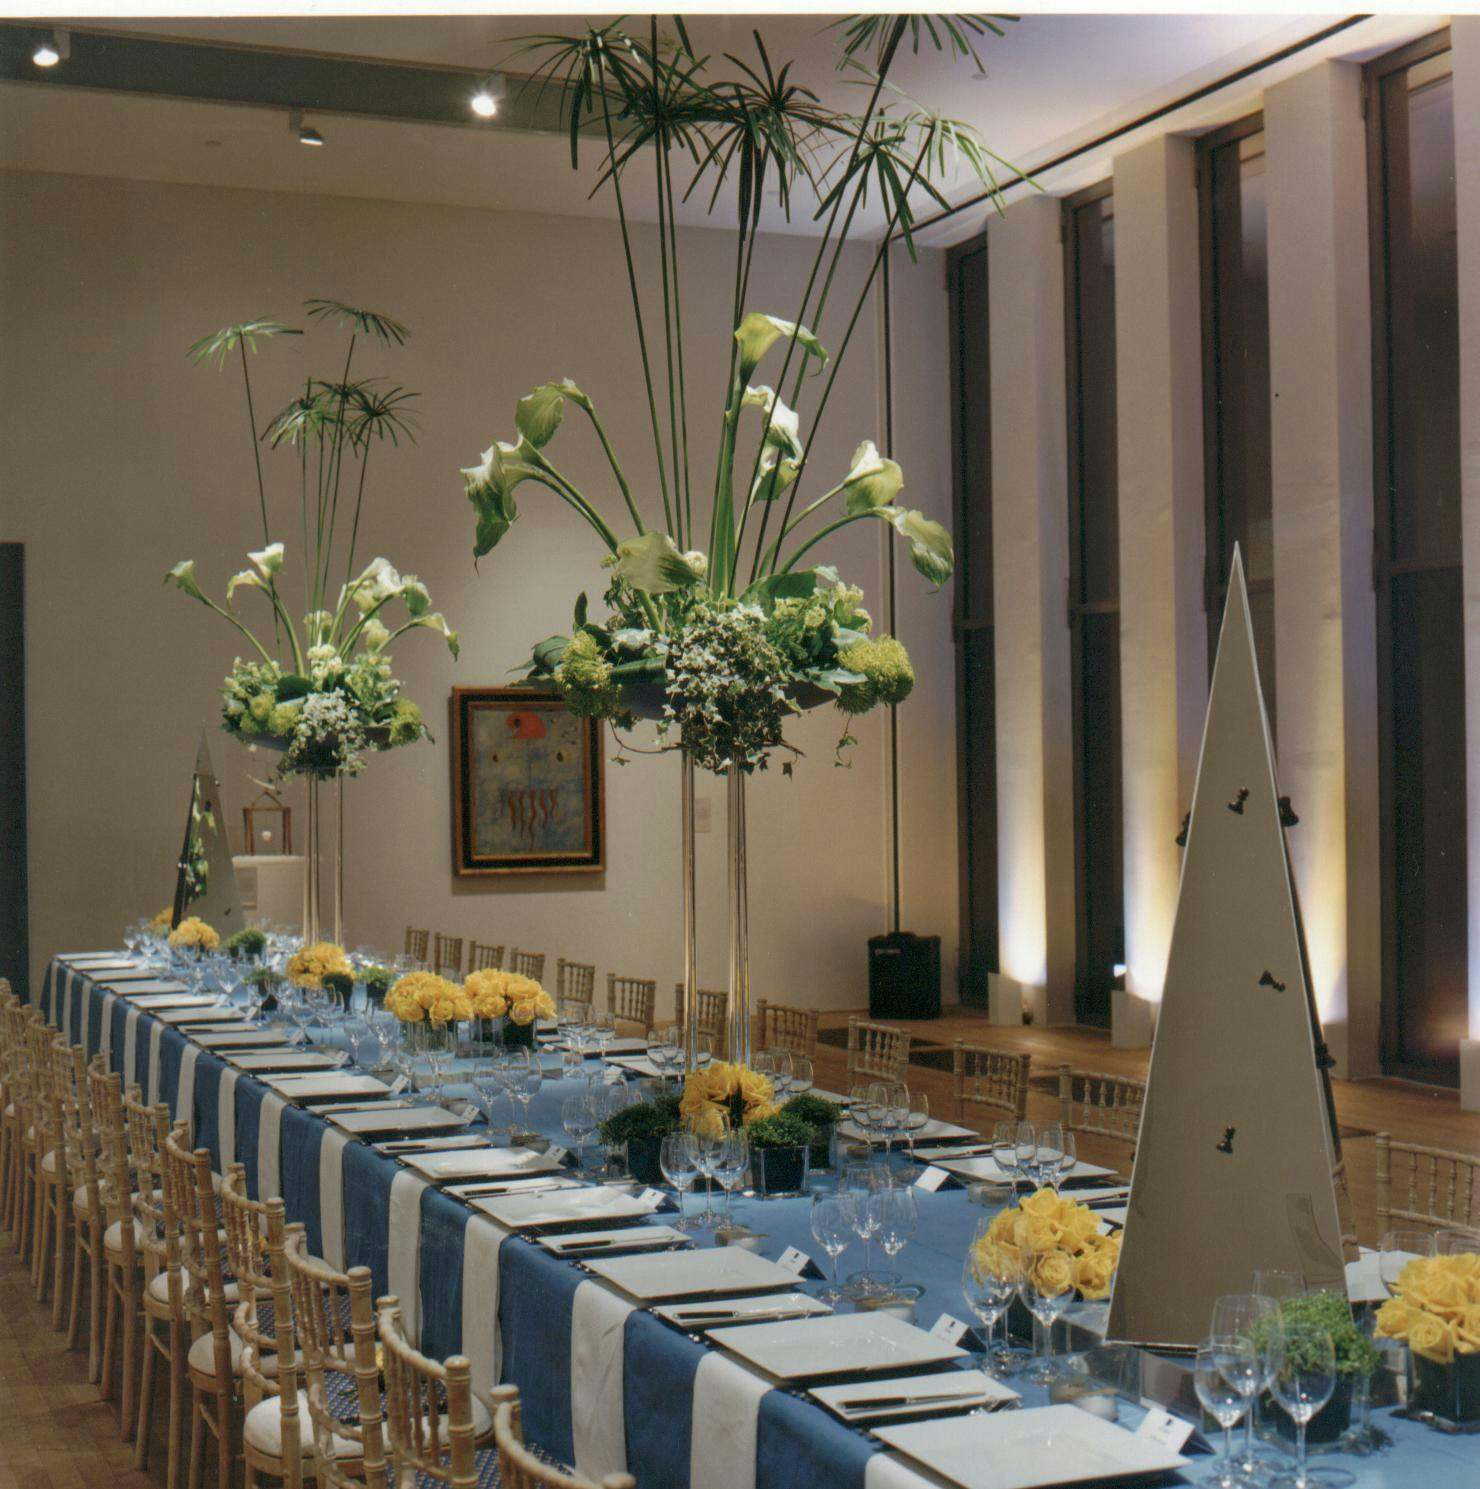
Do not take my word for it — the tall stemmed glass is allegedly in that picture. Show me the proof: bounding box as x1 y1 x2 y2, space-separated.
1020 1242 1073 1382
660 1131 701 1231
868 1081 906 1170
1270 1324 1333 1489
511 1055 544 1139
872 1185 917 1286
992 1122 1022 1198
713 1130 750 1229
841 1164 883 1294
1196 1336 1257 1488
1034 1124 1067 1191
1213 1292 1282 1479
963 1216 1020 1378
687 1111 729 1228
1013 1122 1039 1192
1379 1228 1435 1296
561 1093 597 1170
810 1193 851 1304
897 1091 931 1179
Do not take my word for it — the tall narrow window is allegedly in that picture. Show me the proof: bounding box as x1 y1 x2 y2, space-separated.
1064 185 1122 1030
1199 115 1275 724
1368 32 1466 1085
948 238 997 1006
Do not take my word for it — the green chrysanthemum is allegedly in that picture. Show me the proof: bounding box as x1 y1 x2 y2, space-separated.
387 698 424 747
837 635 915 715
556 630 625 719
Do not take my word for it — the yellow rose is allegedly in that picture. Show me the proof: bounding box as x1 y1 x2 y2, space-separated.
972 1237 1020 1281
1061 1206 1102 1249
150 907 173 932
1013 1212 1064 1256
1030 1251 1076 1298
1454 1304 1480 1355
738 1067 775 1110
986 1208 1018 1246
429 998 458 1025
508 1001 536 1026
689 1103 726 1141
1374 1298 1414 1343
743 1100 779 1125
1075 1247 1117 1300
1019 1188 1063 1219
1409 1312 1456 1365
535 990 557 1019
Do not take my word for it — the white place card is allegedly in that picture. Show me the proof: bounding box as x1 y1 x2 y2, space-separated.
930 1313 970 1345
914 1166 950 1192
777 1245 812 1276
1135 1406 1194 1454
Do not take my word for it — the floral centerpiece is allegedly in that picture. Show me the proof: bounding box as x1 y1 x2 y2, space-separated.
1256 1292 1381 1445
463 969 556 1050
972 1188 1121 1303
149 906 174 934
286 941 351 989
1376 1250 1480 1427
679 1061 778 1138
385 971 469 1055
168 916 220 953
224 927 267 961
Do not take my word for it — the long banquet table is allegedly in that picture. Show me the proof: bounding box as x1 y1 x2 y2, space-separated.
40 956 1478 1489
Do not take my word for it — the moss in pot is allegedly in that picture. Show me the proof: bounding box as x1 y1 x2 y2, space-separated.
598 1095 682 1187
783 1093 840 1171
1254 1292 1381 1450
746 1110 815 1196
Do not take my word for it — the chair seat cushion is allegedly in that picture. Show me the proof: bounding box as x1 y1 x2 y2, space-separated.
188 1324 280 1380
104 1217 145 1254
244 1391 359 1461
146 1270 240 1308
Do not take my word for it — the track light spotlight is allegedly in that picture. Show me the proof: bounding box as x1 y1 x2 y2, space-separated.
32 29 69 68
470 74 506 120
289 106 324 147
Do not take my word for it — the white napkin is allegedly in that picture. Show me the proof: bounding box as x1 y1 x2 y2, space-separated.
176 1045 200 1134
388 1170 429 1343
689 1351 773 1489
461 1215 506 1393
570 1281 635 1481
219 1068 241 1167
147 1021 165 1104
98 992 117 1059
257 1092 288 1201
318 1127 350 1270
122 1007 141 1087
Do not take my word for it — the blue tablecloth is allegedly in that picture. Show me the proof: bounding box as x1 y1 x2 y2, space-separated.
41 957 1480 1489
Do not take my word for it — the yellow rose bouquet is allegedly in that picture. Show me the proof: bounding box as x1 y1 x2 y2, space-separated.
1376 1250 1480 1426
679 1061 778 1138
167 916 220 953
971 1187 1122 1302
286 940 352 989
384 971 470 1027
150 906 174 933
463 970 556 1025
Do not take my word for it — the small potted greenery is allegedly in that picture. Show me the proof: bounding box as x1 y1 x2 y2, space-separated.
1256 1293 1380 1449
598 1095 682 1187
223 927 267 962
747 1110 815 1197
322 970 354 1011
244 964 284 1012
360 964 395 1010
783 1093 841 1172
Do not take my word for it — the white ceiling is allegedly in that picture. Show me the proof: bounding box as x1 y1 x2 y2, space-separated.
0 11 1444 245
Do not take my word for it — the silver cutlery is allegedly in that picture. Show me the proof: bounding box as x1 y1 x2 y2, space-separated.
688 1308 819 1327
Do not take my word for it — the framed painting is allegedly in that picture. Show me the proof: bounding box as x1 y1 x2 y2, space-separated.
451 687 605 875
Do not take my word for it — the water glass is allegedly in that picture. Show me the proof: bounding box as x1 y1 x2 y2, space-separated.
561 1093 597 1168
871 1185 917 1280
1032 1123 1066 1189
810 1193 852 1304
1379 1228 1435 1296
1270 1324 1335 1489
713 1130 750 1226
1020 1246 1072 1382
1211 1292 1281 1477
660 1132 701 1231
1012 1123 1038 1192
1195 1336 1255 1487
964 1217 1020 1376
991 1122 1021 1193
788 1056 814 1096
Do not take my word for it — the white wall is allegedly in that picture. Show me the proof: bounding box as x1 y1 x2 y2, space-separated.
0 167 958 1012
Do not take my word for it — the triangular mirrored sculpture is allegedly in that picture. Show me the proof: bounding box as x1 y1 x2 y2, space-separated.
171 731 243 935
1106 548 1345 1348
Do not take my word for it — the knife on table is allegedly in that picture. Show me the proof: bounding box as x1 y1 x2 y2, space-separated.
838 1389 996 1413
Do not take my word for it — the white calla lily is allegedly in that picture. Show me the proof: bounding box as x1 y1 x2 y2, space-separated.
248 542 285 579
741 386 804 460
734 312 827 380
612 532 703 595
841 440 904 512
226 569 268 607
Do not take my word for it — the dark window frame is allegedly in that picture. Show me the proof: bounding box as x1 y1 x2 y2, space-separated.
948 234 997 1007
1365 26 1464 1086
1063 180 1122 1029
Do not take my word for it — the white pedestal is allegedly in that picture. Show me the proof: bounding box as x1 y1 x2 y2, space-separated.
987 972 1025 1027
232 854 305 933
1461 1040 1480 1112
1112 990 1156 1050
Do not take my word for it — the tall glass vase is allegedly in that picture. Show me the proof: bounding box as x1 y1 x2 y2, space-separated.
301 773 345 945
726 766 752 1069
681 752 701 1072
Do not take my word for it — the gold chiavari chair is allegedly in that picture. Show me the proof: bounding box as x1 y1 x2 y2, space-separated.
177 1138 240 1489
98 1077 146 1434
14 1011 52 1264
1056 1065 1144 1146
950 1044 1031 1127
405 928 431 966
71 1055 114 1380
0 983 25 1235
755 1000 819 1060
433 934 465 981
673 984 728 1058
491 1384 636 1489
32 1030 75 1314
606 976 656 1040
847 1018 909 1084
286 1230 385 1489
1376 1133 1480 1234
509 949 546 984
556 959 596 1016
468 942 505 974
133 1105 188 1487
378 1298 551 1489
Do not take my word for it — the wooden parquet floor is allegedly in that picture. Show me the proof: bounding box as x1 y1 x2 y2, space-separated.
0 1007 1474 1488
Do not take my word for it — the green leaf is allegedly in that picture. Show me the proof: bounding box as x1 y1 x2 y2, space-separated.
742 570 817 612
400 611 459 659
399 577 431 617
516 378 588 449
303 300 409 346
531 635 570 674
803 665 868 694
275 674 312 702
164 560 207 603
186 318 300 369
879 506 955 587
611 532 702 595
841 440 905 513
574 592 589 629
734 312 828 380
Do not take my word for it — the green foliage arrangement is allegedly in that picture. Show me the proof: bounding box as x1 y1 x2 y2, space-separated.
223 927 268 960
464 16 1018 772
167 301 456 780
744 1109 817 1150
361 964 396 997
598 1094 683 1147
1256 1293 1381 1380
321 971 354 999
244 965 284 992
782 1093 842 1130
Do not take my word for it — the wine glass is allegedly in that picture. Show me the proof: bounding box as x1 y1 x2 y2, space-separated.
1012 1122 1038 1193
872 1185 917 1283
1435 1226 1480 1256
868 1081 905 1168
1020 1241 1073 1382
767 1049 794 1099
561 1093 598 1169
848 1084 876 1161
687 1110 729 1228
896 1090 930 1179
1379 1228 1435 1296
1054 1131 1077 1188
964 1216 1020 1377
788 1056 814 1097
1212 1293 1281 1478
1269 1324 1334 1489
1196 1336 1256 1488
1253 1268 1305 1301
713 1130 750 1228
660 1131 701 1231
841 1164 883 1294
511 1058 544 1139
810 1193 852 1304
992 1121 1022 1196
1033 1123 1066 1191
